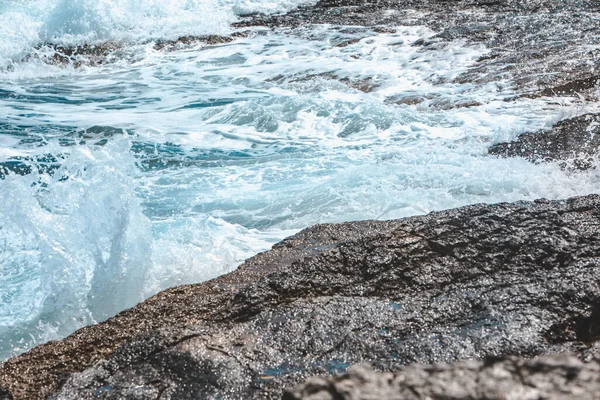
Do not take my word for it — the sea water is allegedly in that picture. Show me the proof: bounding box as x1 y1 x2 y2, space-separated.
0 0 598 361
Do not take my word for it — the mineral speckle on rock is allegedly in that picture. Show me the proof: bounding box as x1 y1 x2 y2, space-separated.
284 354 600 400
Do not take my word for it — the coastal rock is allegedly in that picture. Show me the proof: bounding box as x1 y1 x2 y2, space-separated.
3 195 600 398
284 354 600 400
41 42 125 67
489 113 600 170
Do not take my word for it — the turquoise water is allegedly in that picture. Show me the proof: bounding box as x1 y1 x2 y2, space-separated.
1 0 599 360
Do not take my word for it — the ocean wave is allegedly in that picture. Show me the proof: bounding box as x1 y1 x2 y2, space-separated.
0 0 315 71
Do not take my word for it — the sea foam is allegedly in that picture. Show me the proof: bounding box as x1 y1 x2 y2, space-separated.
0 0 316 70
0 10 598 361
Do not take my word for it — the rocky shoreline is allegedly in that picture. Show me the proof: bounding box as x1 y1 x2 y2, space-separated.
3 191 600 399
2 0 600 399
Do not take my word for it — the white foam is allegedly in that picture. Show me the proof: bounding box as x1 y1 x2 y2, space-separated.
0 0 316 71
1 24 598 361
0 138 278 359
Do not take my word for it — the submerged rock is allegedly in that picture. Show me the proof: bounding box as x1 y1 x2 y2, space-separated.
489 113 600 170
284 354 600 400
40 42 125 67
3 195 600 398
33 32 251 68
153 32 252 51
287 72 380 93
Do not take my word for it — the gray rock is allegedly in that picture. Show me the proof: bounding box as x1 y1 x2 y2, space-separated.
284 354 600 400
489 113 600 169
2 194 592 399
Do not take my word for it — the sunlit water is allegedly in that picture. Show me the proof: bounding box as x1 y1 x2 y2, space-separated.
1 0 599 361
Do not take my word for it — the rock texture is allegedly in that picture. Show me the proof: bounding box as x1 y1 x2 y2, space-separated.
3 195 600 399
284 354 600 400
489 113 600 170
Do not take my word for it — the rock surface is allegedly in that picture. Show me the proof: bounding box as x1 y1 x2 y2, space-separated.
489 113 600 170
3 194 600 398
284 353 600 400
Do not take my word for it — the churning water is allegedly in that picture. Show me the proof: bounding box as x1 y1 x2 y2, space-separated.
0 0 598 360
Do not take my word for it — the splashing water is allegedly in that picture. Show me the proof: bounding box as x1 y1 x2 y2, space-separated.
1 1 599 360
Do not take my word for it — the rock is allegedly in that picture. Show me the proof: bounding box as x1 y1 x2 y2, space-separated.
384 95 427 106
22 0 600 100
287 72 380 93
489 113 600 170
532 75 600 99
0 387 12 400
152 33 251 51
40 42 125 67
31 32 251 68
0 155 62 179
284 353 600 400
3 195 600 398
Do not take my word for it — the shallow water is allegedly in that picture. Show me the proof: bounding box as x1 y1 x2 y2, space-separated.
1 0 599 360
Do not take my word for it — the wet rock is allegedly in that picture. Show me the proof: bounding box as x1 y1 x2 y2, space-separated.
0 155 62 179
532 75 600 99
0 388 12 400
284 354 600 400
33 32 251 67
338 77 378 92
21 0 600 99
384 95 426 106
41 42 125 67
333 38 362 48
153 34 242 51
288 72 380 93
428 98 483 110
3 195 600 398
489 113 600 169
575 303 600 343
